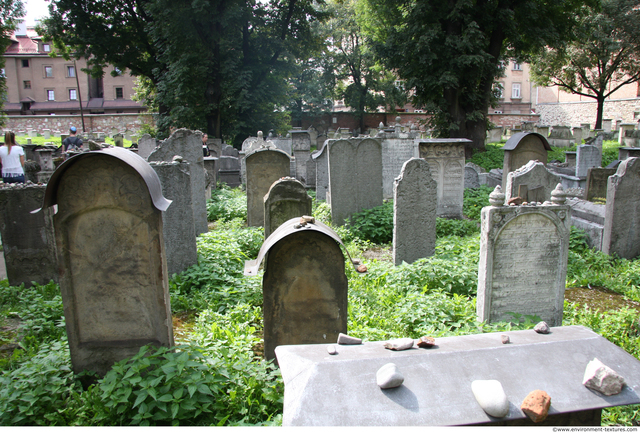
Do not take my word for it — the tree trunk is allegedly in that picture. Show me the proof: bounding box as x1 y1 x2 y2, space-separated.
595 95 605 130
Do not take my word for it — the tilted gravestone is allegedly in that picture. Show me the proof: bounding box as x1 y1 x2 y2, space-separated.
245 218 348 361
575 145 601 178
393 158 437 265
137 134 157 160
150 160 197 277
40 147 174 376
603 157 640 259
477 185 571 326
584 167 617 201
263 177 312 238
417 138 468 219
328 138 383 225
501 132 550 190
505 160 562 204
246 148 291 227
311 142 329 201
148 129 208 235
0 184 57 287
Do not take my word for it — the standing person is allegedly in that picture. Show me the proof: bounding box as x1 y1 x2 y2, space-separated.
202 133 210 157
0 131 25 184
62 126 83 157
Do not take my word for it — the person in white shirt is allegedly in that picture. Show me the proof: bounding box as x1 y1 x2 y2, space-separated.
0 131 25 184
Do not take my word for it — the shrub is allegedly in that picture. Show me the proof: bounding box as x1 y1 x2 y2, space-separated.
347 200 394 244
468 143 504 171
436 218 479 237
207 186 247 222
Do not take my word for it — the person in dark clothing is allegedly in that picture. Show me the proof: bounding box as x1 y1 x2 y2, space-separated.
63 126 83 157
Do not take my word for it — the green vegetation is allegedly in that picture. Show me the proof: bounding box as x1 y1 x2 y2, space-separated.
12 135 134 148
0 187 638 425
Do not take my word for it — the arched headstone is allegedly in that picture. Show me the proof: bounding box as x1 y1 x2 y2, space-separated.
502 132 551 190
40 147 174 376
246 148 291 227
264 177 312 238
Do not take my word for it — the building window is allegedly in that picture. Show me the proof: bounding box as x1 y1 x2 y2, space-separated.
43 43 51 52
512 83 521 99
69 89 77 100
67 65 76 77
115 87 124 99
495 83 504 99
22 59 29 68
23 80 31 89
46 90 55 101
513 62 522 70
44 66 53 77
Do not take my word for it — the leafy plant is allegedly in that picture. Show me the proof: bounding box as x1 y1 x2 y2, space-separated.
463 185 493 222
207 186 247 223
347 200 394 244
468 143 505 171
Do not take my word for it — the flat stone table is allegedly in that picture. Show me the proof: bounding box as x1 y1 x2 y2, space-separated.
275 326 640 426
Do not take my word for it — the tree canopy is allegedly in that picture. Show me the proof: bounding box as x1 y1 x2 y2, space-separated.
40 0 327 145
529 0 640 129
361 0 592 154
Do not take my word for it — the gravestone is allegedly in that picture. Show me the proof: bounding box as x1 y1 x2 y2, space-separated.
584 168 617 201
536 125 550 137
381 137 418 199
618 147 640 160
246 148 291 227
505 160 562 203
43 129 51 139
150 160 197 277
138 134 157 160
618 123 637 145
575 145 601 178
260 219 348 361
417 138 468 219
0 184 57 287
328 138 383 225
502 132 551 190
41 147 174 376
477 185 570 326
291 129 311 184
114 133 124 147
393 158 437 265
222 144 239 157
305 158 316 188
263 177 312 238
203 157 219 192
148 129 208 235
217 156 241 188
35 148 56 183
548 126 573 147
565 151 576 167
572 126 583 145
486 127 503 144
312 143 329 201
602 157 640 259
464 163 484 189
602 119 612 133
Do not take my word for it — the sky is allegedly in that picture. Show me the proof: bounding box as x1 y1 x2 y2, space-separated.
23 0 50 26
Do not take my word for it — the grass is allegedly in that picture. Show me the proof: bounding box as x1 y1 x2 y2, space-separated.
12 135 134 148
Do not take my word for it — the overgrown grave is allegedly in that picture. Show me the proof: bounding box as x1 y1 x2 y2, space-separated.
263 177 312 238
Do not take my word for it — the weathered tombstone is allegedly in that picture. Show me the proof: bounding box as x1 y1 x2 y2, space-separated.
113 133 124 147
328 138 383 225
502 132 551 190
222 144 239 157
584 167 617 201
618 147 640 160
28 129 37 137
305 158 316 189
246 218 348 361
393 158 437 265
203 157 219 192
602 119 612 133
246 148 291 227
148 129 208 235
263 177 312 238
464 162 484 189
217 156 241 188
291 129 311 184
138 134 157 160
0 184 57 287
312 142 329 201
505 160 562 203
572 126 583 145
486 127 503 144
618 123 637 145
477 185 570 326
548 125 573 147
602 157 640 259
575 145 602 178
565 151 577 167
150 160 197 277
536 125 550 137
43 129 51 139
521 121 535 131
418 138 468 219
35 148 56 183
41 147 174 376
381 136 418 199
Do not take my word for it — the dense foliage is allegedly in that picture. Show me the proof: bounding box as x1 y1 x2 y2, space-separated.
1 186 639 425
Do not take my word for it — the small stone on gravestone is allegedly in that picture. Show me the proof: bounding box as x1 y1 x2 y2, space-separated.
582 358 626 396
337 333 362 345
383 338 414 351
376 363 404 389
521 390 551 423
471 380 510 418
501 335 510 344
534 321 550 334
417 336 436 348
327 345 337 355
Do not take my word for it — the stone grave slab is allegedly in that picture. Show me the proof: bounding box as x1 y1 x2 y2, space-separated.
263 177 312 238
575 145 601 178
40 147 173 376
328 138 383 225
217 156 241 188
311 142 329 201
246 148 291 227
584 168 617 201
276 325 640 426
477 189 570 326
501 132 550 190
381 137 419 199
137 134 157 160
417 138 468 218
548 125 574 147
0 184 57 287
505 160 561 203
603 157 640 259
393 158 437 265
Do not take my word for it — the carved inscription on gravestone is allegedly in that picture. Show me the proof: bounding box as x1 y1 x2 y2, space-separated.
477 204 570 326
246 148 291 227
381 138 418 199
46 150 173 376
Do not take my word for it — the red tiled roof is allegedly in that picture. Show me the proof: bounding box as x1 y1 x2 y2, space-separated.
5 35 39 55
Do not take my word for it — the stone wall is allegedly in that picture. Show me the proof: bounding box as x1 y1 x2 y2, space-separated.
4 113 155 135
536 98 640 127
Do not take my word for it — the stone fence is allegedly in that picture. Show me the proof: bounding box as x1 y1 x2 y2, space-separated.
536 98 640 127
3 113 155 136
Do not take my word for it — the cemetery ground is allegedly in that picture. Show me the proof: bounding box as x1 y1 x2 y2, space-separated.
1 162 640 425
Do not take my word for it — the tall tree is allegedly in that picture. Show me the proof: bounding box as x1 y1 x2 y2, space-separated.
362 0 591 155
529 0 640 130
0 0 25 123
